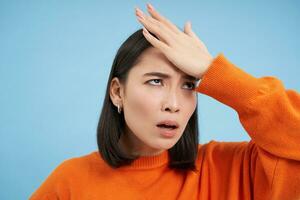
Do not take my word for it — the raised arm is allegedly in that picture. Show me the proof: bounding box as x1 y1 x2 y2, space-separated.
196 53 300 160
195 53 300 199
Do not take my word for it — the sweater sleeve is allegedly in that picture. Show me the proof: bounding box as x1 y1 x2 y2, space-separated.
195 53 300 199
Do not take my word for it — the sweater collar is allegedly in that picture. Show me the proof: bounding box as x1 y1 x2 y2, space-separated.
93 150 169 170
120 150 169 170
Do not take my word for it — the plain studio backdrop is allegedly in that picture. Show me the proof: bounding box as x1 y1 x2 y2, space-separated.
0 0 299 199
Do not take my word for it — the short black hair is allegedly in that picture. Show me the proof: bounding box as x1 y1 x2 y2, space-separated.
96 28 199 171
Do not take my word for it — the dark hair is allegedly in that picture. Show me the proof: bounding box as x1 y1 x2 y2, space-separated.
97 28 199 171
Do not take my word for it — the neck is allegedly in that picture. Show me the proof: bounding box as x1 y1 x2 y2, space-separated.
118 128 164 157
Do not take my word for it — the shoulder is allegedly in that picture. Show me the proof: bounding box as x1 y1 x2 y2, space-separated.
30 151 112 199
196 140 255 166
46 151 102 180
30 151 101 199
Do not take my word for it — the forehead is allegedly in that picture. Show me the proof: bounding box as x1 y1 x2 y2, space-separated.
130 48 199 82
133 47 181 73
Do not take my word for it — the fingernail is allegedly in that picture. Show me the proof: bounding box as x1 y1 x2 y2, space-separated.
147 3 154 11
136 7 143 15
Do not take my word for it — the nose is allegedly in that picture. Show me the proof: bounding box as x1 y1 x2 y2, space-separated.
161 90 180 113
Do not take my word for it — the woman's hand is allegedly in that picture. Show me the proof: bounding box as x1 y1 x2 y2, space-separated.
135 3 214 79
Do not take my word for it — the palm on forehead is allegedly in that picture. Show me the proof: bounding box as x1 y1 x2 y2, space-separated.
134 3 214 79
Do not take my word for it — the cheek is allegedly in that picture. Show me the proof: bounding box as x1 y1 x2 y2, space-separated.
181 93 197 126
123 87 160 131
123 86 197 134
187 94 197 115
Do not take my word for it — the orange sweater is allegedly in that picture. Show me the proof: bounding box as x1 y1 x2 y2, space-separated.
30 54 300 200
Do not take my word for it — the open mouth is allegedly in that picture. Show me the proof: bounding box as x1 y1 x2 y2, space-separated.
156 124 178 130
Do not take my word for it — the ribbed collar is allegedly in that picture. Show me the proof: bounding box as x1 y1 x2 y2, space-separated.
120 150 169 170
92 150 170 170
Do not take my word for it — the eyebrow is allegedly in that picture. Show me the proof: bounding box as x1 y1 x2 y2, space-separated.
143 72 199 82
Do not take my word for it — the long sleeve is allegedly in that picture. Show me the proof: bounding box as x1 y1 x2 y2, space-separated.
194 53 300 199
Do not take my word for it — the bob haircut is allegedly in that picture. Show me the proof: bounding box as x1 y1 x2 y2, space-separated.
97 28 199 171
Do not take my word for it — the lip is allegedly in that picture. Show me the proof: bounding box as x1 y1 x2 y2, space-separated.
156 120 179 128
156 126 177 138
156 120 179 138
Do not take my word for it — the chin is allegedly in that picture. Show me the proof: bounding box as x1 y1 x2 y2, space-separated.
152 139 177 150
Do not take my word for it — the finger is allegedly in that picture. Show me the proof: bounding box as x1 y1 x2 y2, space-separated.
146 3 181 34
142 27 170 53
136 8 174 46
183 21 209 52
184 21 198 40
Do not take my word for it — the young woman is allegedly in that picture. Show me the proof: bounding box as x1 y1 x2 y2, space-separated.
30 3 300 200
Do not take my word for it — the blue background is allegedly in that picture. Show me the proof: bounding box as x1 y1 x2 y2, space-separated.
0 0 299 199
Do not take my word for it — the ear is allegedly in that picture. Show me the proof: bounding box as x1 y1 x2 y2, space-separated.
109 77 124 107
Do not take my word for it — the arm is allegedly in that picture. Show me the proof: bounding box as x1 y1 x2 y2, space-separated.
195 53 300 199
196 53 300 160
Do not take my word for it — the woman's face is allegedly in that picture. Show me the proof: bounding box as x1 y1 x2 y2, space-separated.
114 47 197 156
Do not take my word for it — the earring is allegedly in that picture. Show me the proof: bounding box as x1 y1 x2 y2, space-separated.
117 104 122 114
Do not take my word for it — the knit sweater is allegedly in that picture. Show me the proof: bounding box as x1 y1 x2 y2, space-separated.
30 53 300 200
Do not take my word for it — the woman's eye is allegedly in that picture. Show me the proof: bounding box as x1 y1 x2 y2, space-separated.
183 82 196 90
147 79 195 90
148 79 162 86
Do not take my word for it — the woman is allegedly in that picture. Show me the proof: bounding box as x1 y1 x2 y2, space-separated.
30 3 300 199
